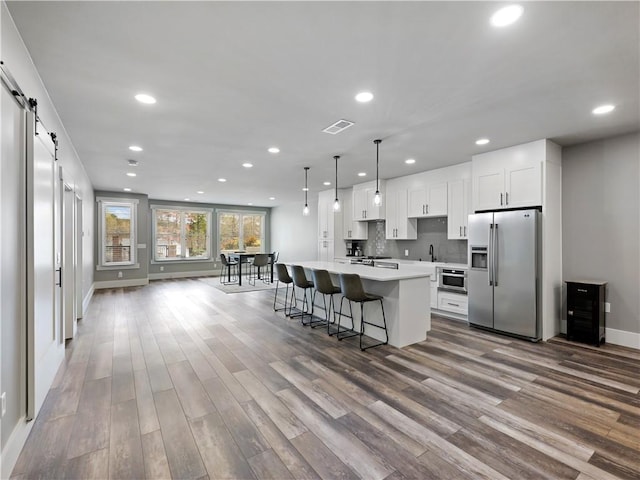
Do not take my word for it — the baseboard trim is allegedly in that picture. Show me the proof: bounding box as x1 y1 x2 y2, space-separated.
1 416 34 479
94 278 149 290
82 283 95 315
148 270 217 281
606 327 640 350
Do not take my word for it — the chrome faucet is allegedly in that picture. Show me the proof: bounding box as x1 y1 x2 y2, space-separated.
429 244 436 262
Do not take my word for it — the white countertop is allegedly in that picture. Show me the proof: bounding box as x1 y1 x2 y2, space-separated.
289 261 432 281
335 258 468 270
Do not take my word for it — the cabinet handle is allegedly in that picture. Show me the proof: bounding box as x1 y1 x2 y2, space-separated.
56 267 62 287
426 204 429 214
505 192 509 205
463 226 466 236
500 193 503 206
422 205 425 214
460 226 462 236
447 302 460 307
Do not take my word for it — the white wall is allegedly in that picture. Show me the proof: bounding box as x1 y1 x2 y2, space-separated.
562 132 640 346
271 201 318 263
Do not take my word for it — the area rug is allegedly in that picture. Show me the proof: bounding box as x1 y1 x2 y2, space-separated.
200 277 276 294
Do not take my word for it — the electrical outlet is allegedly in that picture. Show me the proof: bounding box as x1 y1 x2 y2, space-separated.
117 271 123 278
604 302 611 313
404 249 409 257
160 266 164 272
1 392 6 417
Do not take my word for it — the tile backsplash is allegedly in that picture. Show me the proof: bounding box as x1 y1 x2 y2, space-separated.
361 217 468 264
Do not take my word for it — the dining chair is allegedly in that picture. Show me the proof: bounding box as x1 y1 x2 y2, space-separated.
219 253 238 285
248 253 270 285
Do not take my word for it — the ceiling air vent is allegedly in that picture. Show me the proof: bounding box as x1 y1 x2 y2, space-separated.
322 119 354 135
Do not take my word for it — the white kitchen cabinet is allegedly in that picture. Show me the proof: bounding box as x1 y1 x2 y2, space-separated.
318 239 334 263
317 189 335 239
353 180 386 221
342 189 368 240
447 179 471 240
472 140 543 211
385 185 417 240
437 291 468 315
430 278 438 309
317 189 345 261
408 182 448 218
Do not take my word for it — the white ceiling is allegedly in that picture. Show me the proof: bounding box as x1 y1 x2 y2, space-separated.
6 1 640 207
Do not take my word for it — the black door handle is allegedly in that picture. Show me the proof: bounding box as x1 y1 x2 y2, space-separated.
56 267 62 287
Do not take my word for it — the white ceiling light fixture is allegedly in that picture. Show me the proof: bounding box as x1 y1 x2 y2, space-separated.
405 158 416 164
355 91 374 103
134 93 156 104
242 162 253 168
323 181 331 186
218 178 227 182
197 191 204 194
269 196 275 200
475 138 490 145
129 145 143 152
184 198 190 201
302 167 310 216
126 172 136 177
358 172 367 177
490 5 523 27
268 147 280 154
123 188 132 192
373 139 382 206
592 104 615 115
333 155 341 212
248 203 253 206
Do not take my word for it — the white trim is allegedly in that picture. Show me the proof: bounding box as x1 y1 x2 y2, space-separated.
606 328 640 350
148 270 217 280
82 283 95 316
96 198 138 267
1 416 35 480
94 278 149 290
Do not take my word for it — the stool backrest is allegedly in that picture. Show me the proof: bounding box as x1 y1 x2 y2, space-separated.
312 269 335 294
220 253 230 266
253 253 269 267
291 265 310 288
339 273 368 302
275 263 292 283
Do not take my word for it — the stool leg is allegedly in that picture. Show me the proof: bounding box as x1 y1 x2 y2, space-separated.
360 299 389 351
337 298 358 340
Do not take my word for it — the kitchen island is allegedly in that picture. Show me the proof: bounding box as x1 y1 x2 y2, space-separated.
289 261 431 348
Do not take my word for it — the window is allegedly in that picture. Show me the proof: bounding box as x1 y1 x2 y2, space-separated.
152 207 212 261
218 211 266 255
97 198 138 267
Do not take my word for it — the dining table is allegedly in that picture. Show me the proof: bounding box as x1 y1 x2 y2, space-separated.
226 252 275 286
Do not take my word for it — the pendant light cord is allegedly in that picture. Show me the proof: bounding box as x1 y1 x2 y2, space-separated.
374 139 381 192
304 167 309 205
334 156 339 199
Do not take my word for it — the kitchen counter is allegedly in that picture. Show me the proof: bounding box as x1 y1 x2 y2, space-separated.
288 261 431 348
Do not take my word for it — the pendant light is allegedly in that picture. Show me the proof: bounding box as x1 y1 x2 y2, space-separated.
373 139 382 206
302 167 310 216
333 155 341 212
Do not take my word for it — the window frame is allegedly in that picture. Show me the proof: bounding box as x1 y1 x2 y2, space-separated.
217 209 267 255
96 197 139 269
151 205 213 263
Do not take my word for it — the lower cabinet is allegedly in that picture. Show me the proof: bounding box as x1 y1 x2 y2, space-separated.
430 279 438 309
437 291 468 316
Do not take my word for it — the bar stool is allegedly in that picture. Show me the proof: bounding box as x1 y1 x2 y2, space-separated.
290 265 315 326
219 253 238 285
248 253 270 285
311 269 342 335
273 263 293 315
338 273 388 351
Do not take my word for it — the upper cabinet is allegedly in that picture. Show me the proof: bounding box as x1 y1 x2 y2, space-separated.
447 178 471 239
342 189 368 240
472 140 544 211
353 180 386 221
408 181 448 218
385 182 417 240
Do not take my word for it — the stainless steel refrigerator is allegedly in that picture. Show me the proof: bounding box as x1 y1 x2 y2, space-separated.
468 209 541 341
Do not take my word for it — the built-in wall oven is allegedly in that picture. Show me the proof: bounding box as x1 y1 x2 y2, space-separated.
437 267 468 294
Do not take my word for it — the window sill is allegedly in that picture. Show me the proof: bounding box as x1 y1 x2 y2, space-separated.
150 258 214 265
96 263 140 271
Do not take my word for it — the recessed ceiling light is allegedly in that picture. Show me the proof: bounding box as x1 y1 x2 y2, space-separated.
476 138 490 145
123 188 132 192
355 91 374 103
358 172 367 177
405 158 416 164
126 172 137 177
129 145 143 152
269 197 275 200
268 147 280 154
242 163 253 168
248 202 253 206
592 104 615 115
323 181 331 186
134 93 156 104
302 187 309 192
218 178 227 182
490 5 523 27
197 191 204 194
184 198 190 201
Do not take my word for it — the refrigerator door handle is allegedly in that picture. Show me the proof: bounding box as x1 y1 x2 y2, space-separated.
488 224 494 286
494 223 499 286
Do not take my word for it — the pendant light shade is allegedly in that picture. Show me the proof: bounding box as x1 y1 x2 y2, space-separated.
302 167 310 216
333 155 341 212
373 139 382 206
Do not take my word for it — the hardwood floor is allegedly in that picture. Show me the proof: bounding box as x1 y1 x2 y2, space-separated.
11 278 640 479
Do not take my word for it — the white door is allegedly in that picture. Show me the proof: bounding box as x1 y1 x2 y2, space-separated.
75 195 83 319
63 179 77 339
26 114 65 420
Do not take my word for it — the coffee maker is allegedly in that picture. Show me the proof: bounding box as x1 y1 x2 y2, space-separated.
346 241 363 257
